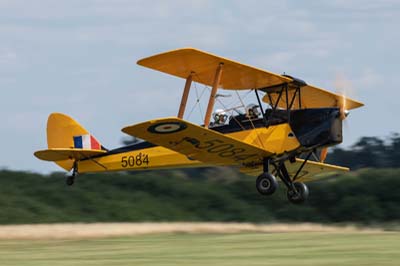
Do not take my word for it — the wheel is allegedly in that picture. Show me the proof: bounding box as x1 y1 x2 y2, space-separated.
66 176 74 186
256 173 278 195
287 182 309 204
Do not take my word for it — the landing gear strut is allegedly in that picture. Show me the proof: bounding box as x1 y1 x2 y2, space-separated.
287 182 309 204
66 161 78 186
256 158 279 196
256 157 310 204
274 160 309 204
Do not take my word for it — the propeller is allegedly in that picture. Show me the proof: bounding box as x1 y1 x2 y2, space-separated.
319 74 352 163
339 94 347 120
335 73 353 122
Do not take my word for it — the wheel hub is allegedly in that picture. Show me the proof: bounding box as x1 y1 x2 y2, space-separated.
261 179 271 190
256 173 278 196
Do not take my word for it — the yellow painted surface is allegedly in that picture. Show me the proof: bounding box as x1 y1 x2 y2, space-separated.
77 146 205 173
47 113 89 149
138 48 363 110
263 84 364 110
35 112 345 182
228 124 300 154
240 158 349 183
137 47 290 90
34 148 106 162
46 113 92 171
36 112 344 180
79 119 302 173
121 117 272 167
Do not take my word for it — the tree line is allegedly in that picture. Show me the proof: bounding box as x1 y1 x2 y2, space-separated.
0 133 398 225
327 133 400 169
0 167 399 224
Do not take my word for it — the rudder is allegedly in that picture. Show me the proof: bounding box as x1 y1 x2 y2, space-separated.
45 113 105 171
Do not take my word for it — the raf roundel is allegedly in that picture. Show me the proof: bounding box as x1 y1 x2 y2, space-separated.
148 122 187 134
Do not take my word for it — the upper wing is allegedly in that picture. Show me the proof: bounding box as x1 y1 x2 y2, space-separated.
138 47 363 110
137 47 291 90
122 117 271 166
262 84 364 110
240 159 349 182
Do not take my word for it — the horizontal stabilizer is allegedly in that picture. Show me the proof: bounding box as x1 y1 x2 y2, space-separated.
34 148 106 162
122 117 271 166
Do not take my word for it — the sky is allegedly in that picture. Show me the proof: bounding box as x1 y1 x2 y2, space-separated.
1 0 399 173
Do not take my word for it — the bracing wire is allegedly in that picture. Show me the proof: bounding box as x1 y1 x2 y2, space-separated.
223 90 253 112
186 81 207 120
235 90 266 149
185 73 264 147
215 97 246 131
196 82 246 131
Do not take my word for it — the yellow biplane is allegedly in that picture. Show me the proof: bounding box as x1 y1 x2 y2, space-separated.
34 48 363 204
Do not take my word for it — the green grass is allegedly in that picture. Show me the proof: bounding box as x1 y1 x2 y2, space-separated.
0 232 399 266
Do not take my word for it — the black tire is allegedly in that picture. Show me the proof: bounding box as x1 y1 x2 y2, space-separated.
287 182 309 204
66 176 74 186
256 173 278 196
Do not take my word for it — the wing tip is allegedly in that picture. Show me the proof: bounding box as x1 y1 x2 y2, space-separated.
137 47 200 66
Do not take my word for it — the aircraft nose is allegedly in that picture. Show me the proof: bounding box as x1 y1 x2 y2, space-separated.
290 108 343 149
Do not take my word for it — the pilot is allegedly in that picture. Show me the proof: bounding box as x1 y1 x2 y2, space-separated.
246 104 260 119
212 109 228 126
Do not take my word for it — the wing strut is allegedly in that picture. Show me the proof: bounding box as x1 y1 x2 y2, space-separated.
177 73 193 118
204 63 223 128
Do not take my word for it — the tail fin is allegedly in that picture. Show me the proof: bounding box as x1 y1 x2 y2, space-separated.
41 113 105 171
47 113 104 151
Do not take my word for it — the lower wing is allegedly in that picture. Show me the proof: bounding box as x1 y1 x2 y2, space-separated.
241 159 349 182
122 117 272 166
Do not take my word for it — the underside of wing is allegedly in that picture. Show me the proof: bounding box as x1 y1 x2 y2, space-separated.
137 47 291 90
122 117 272 166
34 148 106 162
240 159 349 182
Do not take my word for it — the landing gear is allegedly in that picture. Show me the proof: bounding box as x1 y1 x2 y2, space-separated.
66 161 78 186
256 173 278 195
256 158 279 196
256 157 310 204
275 160 309 204
66 175 75 186
287 182 309 204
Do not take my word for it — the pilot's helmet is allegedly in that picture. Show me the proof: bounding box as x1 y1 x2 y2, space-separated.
246 104 260 118
213 109 227 125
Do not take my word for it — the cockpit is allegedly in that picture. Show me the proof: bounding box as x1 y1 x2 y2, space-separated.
209 103 288 134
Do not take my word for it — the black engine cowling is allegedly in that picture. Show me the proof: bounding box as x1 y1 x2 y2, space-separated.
289 108 343 148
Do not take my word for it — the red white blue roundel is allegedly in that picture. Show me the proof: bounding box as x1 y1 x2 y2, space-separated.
148 122 187 134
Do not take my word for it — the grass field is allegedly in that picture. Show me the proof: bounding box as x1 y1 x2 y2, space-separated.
0 225 399 266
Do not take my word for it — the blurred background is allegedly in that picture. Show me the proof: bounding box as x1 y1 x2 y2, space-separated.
2 138 400 225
